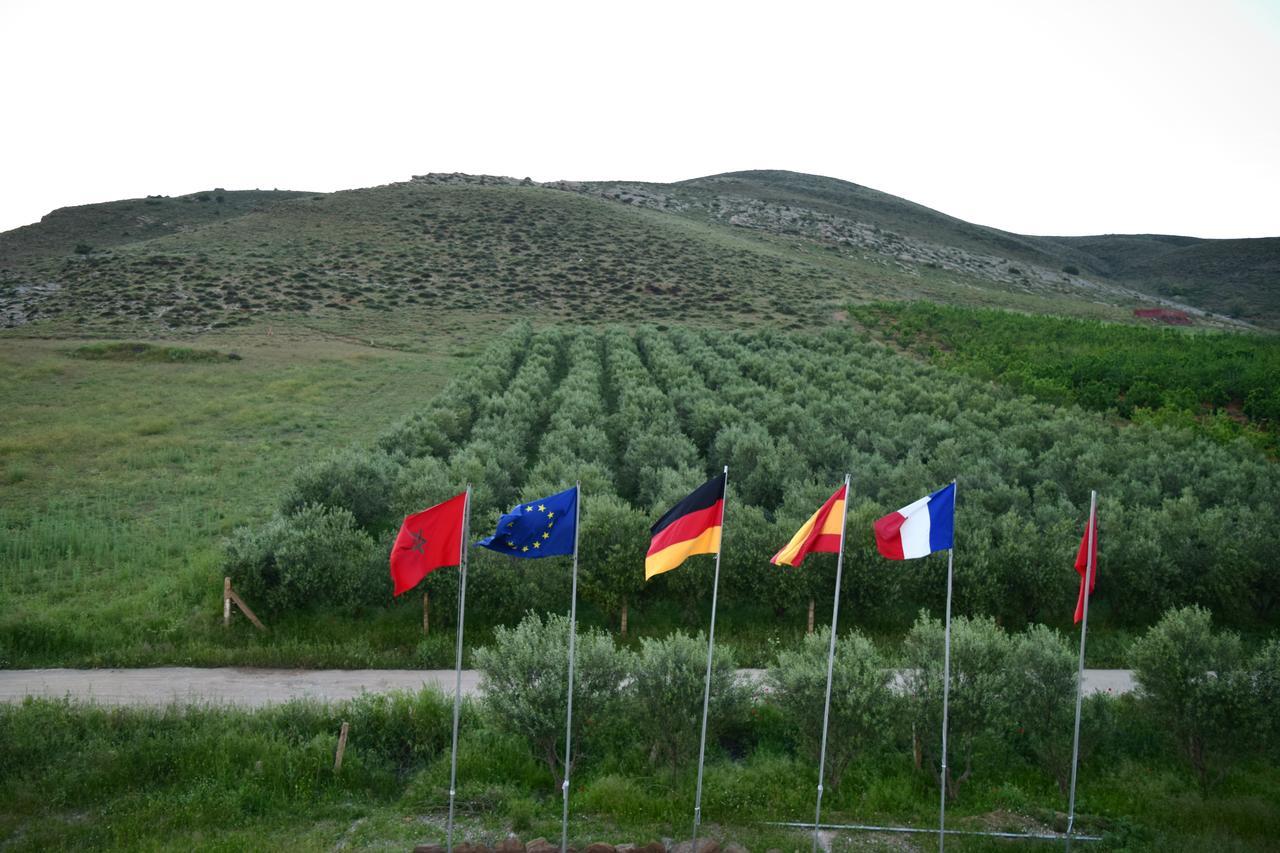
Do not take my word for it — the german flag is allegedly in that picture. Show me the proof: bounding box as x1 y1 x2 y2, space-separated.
646 472 726 580
772 484 847 567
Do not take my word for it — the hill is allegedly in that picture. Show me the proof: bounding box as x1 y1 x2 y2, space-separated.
2 170 1275 334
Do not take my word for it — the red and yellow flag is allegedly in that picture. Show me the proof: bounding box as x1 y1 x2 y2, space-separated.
772 484 848 567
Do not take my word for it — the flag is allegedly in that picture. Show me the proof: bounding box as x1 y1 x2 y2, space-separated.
1073 501 1099 624
873 482 955 560
390 491 468 596
646 472 726 580
476 485 578 558
772 484 847 567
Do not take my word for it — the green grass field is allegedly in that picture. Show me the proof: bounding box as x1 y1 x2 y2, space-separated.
0 316 498 667
3 689 1278 852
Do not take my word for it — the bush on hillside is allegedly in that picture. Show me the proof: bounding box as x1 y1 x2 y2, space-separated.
224 504 383 613
629 631 748 782
767 626 893 790
1251 639 1280 755
1007 624 1079 793
902 611 1013 801
474 612 628 780
281 448 398 531
1131 606 1255 791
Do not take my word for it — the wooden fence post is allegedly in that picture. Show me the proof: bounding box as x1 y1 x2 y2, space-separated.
334 722 350 772
222 578 268 632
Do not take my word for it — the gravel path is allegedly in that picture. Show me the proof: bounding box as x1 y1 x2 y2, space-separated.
0 667 1135 708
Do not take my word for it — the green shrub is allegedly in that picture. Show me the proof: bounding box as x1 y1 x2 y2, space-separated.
281 447 398 531
767 626 893 790
68 341 235 362
629 631 747 782
342 688 452 774
224 504 383 613
901 611 1013 801
577 773 663 823
1007 624 1077 793
1131 606 1254 791
1251 639 1280 754
474 611 628 779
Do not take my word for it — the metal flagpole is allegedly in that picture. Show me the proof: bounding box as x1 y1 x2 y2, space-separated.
446 485 472 853
812 474 852 853
560 482 583 853
1066 489 1098 843
937 479 956 853
691 466 729 853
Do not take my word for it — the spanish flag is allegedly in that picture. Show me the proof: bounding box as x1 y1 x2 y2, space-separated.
772 484 847 567
646 472 726 580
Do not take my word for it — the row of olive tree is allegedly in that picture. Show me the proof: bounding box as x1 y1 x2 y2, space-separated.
475 608 1280 804
226 323 1280 631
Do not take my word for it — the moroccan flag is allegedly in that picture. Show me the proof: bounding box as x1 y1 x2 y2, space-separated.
390 491 468 596
646 472 726 580
772 484 848 567
1073 500 1099 624
873 482 955 560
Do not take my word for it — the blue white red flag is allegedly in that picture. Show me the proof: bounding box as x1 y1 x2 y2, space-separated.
873 482 955 560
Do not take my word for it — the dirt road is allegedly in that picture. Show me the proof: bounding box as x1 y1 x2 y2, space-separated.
0 667 1136 708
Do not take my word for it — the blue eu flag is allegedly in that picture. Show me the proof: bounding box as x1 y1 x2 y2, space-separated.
476 485 578 558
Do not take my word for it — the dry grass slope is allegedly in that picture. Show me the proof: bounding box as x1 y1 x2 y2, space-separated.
4 171 1272 334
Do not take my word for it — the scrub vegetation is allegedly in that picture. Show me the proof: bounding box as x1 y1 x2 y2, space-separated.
3 610 1278 851
6 171 1274 336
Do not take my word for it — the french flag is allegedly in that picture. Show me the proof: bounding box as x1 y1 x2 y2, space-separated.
874 482 956 560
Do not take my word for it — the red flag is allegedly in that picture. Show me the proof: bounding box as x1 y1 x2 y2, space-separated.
1073 501 1099 624
390 491 467 596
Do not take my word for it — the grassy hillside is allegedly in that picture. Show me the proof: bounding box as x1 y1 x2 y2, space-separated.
0 189 312 263
0 317 497 668
3 171 1273 334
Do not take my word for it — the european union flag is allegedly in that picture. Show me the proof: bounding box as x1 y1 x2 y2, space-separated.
476 485 578 558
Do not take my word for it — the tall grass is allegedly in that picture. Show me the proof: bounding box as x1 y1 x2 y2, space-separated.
3 689 1278 851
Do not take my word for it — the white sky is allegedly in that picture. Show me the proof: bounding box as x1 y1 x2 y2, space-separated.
2 0 1278 239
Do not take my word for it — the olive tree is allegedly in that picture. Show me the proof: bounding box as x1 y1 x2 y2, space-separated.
474 612 628 780
1131 606 1254 791
224 503 383 613
281 447 398 532
629 631 747 783
768 627 893 789
901 611 1013 800
1007 624 1078 793
578 494 650 635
